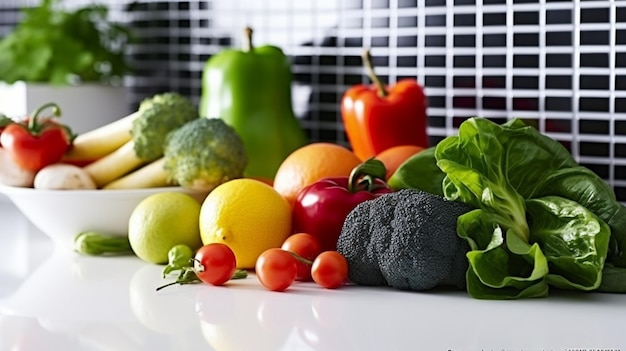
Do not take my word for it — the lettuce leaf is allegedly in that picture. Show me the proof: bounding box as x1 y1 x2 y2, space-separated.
393 117 624 298
526 196 610 291
457 209 549 299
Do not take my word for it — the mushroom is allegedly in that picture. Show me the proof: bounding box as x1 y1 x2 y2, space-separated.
0 148 36 187
34 163 97 190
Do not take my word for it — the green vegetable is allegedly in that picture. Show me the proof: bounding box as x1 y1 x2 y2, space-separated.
394 117 626 298
163 118 247 191
387 146 445 196
199 27 307 179
74 231 133 256
103 117 247 191
88 92 200 188
336 189 474 291
132 92 200 161
162 244 194 277
531 166 626 268
598 264 626 293
0 0 132 85
528 197 609 290
156 249 248 291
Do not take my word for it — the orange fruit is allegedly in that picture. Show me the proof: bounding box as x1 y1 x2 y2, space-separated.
273 142 362 206
375 145 424 180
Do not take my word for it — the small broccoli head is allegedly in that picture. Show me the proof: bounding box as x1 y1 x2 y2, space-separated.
337 189 474 291
163 118 247 191
336 195 399 286
131 92 199 161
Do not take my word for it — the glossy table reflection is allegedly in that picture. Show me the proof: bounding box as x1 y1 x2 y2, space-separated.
1 197 625 351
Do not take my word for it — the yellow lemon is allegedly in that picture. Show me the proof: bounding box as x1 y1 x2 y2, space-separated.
128 192 202 264
199 178 292 269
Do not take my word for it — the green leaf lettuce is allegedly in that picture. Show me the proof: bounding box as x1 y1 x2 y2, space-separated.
392 117 626 299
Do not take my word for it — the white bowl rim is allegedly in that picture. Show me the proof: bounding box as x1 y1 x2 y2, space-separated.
0 184 195 197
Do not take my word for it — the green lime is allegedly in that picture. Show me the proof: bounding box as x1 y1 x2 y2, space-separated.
129 192 202 264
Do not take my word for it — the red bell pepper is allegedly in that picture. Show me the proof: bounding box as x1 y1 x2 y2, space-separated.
0 103 75 172
341 49 428 161
292 158 393 252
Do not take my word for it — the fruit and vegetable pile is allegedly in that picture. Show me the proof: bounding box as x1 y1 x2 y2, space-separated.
1 27 625 300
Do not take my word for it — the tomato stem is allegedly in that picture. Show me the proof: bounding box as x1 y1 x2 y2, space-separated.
191 257 205 272
155 268 200 291
155 281 178 292
162 245 195 278
288 251 313 265
348 157 387 193
362 49 388 98
0 114 12 128
156 265 248 292
28 102 61 133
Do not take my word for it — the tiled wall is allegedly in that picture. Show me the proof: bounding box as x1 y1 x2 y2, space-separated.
2 0 626 200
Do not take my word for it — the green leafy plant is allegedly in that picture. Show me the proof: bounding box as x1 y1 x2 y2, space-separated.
0 0 132 85
390 117 626 299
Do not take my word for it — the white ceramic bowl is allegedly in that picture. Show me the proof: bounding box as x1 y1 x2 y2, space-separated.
0 185 208 251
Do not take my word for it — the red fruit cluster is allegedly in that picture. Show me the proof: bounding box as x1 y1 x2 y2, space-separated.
255 233 349 292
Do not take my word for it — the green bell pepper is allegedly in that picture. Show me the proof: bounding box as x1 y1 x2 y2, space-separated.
199 27 308 180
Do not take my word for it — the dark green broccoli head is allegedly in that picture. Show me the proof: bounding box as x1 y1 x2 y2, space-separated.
131 92 199 161
163 118 247 191
337 189 474 291
334 194 399 286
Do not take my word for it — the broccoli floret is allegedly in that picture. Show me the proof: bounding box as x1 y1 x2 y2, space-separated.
131 92 199 161
83 92 201 188
163 118 247 191
336 188 474 291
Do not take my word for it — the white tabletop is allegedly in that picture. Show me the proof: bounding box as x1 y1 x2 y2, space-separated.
1 198 625 351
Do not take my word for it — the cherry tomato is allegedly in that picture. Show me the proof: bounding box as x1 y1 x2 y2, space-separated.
255 248 298 292
311 251 348 289
281 233 323 281
194 243 237 286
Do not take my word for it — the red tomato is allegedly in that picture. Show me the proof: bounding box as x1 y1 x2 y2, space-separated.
0 104 74 172
281 233 323 281
255 248 298 292
311 251 349 289
194 243 237 286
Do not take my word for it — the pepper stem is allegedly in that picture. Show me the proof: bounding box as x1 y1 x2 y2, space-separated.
362 49 388 98
243 26 254 52
348 158 387 193
28 102 61 133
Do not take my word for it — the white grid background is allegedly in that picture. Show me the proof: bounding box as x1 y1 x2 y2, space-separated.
1 0 625 200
